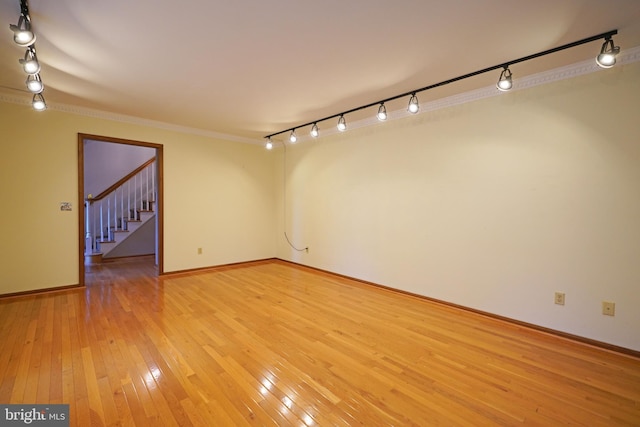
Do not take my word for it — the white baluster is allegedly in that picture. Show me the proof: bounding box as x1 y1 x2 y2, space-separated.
127 180 131 221
146 166 149 210
134 174 138 219
93 202 98 251
140 171 143 211
113 190 117 231
120 186 124 230
100 201 104 241
85 201 92 255
107 198 111 240
113 192 117 232
151 161 155 204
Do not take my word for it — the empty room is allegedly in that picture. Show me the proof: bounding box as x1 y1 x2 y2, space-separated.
1 1 640 426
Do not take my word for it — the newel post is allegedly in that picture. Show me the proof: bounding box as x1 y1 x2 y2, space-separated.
85 198 93 255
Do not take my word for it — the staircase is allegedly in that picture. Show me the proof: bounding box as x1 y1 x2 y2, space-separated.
85 158 156 264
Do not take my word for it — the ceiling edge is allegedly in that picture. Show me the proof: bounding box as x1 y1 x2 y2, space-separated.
1 45 638 145
0 91 262 145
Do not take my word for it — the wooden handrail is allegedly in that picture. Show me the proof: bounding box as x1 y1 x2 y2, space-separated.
88 157 155 202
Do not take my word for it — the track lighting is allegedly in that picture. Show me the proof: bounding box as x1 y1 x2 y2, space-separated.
26 73 43 93
596 37 620 68
265 138 273 150
19 47 40 74
408 93 419 114
377 103 387 121
9 13 35 47
263 30 619 144
337 115 347 132
9 0 47 112
289 130 298 143
32 93 46 111
496 66 513 91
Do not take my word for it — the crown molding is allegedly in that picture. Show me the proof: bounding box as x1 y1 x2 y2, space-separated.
0 90 260 145
2 45 639 145
56 103 262 145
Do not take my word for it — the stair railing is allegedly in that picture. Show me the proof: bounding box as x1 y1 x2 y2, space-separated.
85 158 156 255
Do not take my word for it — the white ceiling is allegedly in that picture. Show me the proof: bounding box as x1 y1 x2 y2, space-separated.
2 0 640 142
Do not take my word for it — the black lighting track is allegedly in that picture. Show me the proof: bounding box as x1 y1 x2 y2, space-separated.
264 29 618 140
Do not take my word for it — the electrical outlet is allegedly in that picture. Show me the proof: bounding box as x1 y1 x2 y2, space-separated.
197 247 203 255
602 301 615 316
554 292 565 305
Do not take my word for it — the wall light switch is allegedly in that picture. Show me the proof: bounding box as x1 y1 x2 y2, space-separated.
554 292 565 305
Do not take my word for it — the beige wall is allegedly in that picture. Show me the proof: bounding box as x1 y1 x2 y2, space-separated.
0 102 276 294
276 62 640 351
1 61 638 351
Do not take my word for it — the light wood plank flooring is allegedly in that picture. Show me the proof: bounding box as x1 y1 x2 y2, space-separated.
1 258 639 426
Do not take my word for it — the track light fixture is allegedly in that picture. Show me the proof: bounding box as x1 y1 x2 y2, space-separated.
596 36 620 68
9 0 47 111
496 66 513 91
32 93 46 111
9 10 35 47
408 93 419 114
25 73 43 93
289 130 297 143
377 103 387 121
20 47 40 74
265 138 273 150
263 30 619 148
337 115 347 132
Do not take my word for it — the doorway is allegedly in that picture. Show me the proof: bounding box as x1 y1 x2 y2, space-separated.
78 133 164 285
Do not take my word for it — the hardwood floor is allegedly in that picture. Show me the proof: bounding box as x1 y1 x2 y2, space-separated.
1 259 639 426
